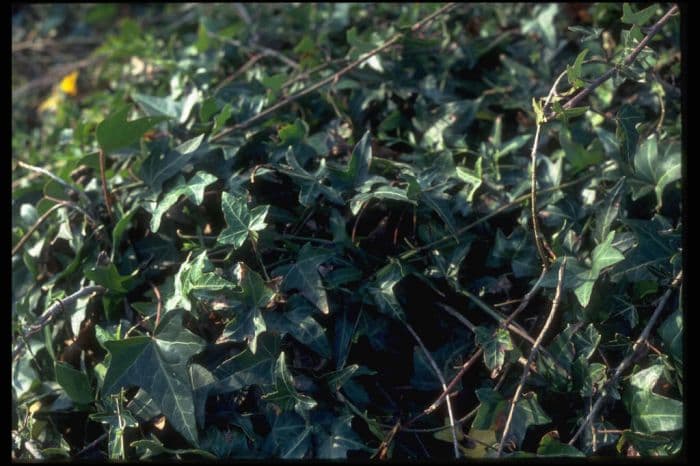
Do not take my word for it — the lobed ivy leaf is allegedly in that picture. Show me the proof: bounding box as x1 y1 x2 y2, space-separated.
96 105 169 155
262 352 318 413
150 171 218 232
140 134 206 195
218 192 270 249
625 364 683 434
274 243 333 314
101 309 206 446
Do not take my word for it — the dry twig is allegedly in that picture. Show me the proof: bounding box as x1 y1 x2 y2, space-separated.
497 259 567 456
568 270 683 446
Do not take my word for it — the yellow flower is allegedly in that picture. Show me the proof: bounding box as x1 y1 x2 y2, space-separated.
37 92 61 113
59 70 79 96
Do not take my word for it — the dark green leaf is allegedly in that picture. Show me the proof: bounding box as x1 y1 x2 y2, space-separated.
96 105 168 155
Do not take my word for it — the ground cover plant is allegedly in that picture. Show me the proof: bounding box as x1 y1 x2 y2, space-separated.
12 3 683 460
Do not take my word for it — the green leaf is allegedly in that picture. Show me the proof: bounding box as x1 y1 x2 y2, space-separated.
328 130 372 189
214 332 281 392
630 135 680 209
212 103 233 134
621 3 659 26
140 134 206 194
265 306 331 358
626 364 683 434
218 192 270 249
262 352 318 413
369 259 407 321
195 21 210 53
150 171 218 232
615 104 644 162
132 92 182 120
315 414 368 459
55 361 93 405
658 309 682 365
455 160 483 203
219 306 266 354
349 184 416 215
85 263 131 294
617 430 680 456
102 310 206 446
132 438 217 460
566 49 589 89
475 326 513 372
172 252 238 310
96 105 168 155
537 433 585 457
594 178 626 244
111 205 139 261
274 243 333 314
263 411 313 458
573 232 625 307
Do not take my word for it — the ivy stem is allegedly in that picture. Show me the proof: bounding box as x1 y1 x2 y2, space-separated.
251 239 270 281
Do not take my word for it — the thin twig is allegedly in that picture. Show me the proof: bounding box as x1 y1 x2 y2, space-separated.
13 285 106 360
16 161 91 206
568 270 683 446
98 149 114 223
12 203 64 256
438 301 566 374
399 171 597 261
210 2 457 141
213 53 265 94
545 4 679 121
75 432 109 458
149 281 163 329
497 259 566 456
530 69 568 270
402 321 460 458
413 268 548 424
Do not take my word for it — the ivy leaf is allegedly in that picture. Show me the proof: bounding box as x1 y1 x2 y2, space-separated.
262 352 318 413
537 433 585 457
214 332 281 393
368 259 407 321
265 299 331 358
625 364 683 433
170 252 238 311
615 104 644 162
102 310 206 446
218 192 270 249
140 134 206 194
315 414 368 459
611 216 679 282
475 326 513 372
274 243 333 314
218 263 273 353
96 105 168 155
658 308 682 366
349 184 416 215
621 3 659 26
629 135 680 209
55 361 93 405
574 231 625 307
594 177 626 245
150 171 218 232
85 263 131 294
262 411 313 458
327 130 372 189
566 49 589 89
283 148 344 207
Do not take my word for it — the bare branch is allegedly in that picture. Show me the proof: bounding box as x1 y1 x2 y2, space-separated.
568 270 683 446
497 259 567 456
13 285 106 360
545 5 679 121
211 2 458 142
